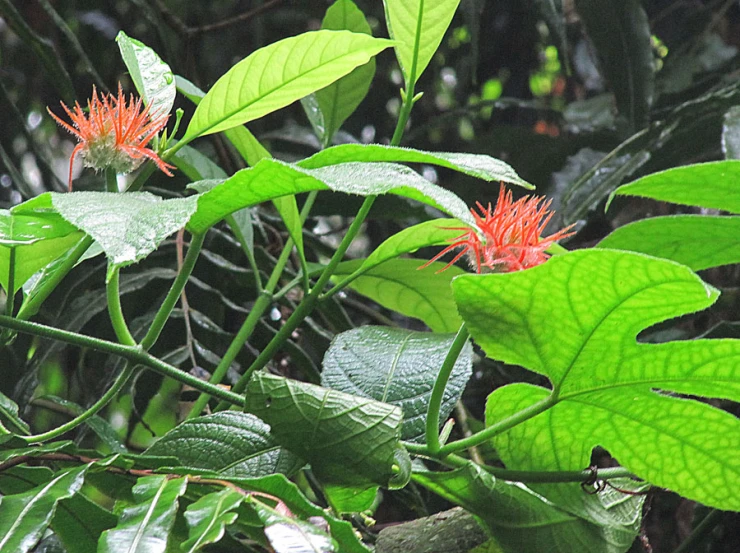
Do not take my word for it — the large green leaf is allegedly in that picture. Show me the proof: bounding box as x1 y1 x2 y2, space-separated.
116 31 176 118
612 160 740 212
413 463 642 553
187 159 475 233
245 373 407 490
0 208 83 293
452 249 740 511
181 488 244 553
183 30 392 140
333 258 464 332
574 0 653 131
48 192 198 276
52 492 117 553
322 326 472 441
145 412 303 477
302 0 376 148
98 475 187 553
0 466 87 553
598 215 740 271
299 144 532 188
383 0 461 85
252 499 336 553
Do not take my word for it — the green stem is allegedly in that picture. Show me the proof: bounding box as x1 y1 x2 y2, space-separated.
16 235 93 320
105 168 118 192
426 323 469 454
5 248 15 317
26 364 135 443
436 393 556 457
215 195 376 409
673 509 724 553
0 315 245 407
106 268 136 347
140 232 205 351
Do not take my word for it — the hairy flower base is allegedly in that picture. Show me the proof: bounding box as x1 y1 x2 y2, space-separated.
48 84 174 190
422 184 575 273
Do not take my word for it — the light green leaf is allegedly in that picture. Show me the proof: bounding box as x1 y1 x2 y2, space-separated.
188 159 475 233
322 326 472 441
453 249 740 511
299 144 532 188
383 0 461 85
145 412 303 477
245 373 407 490
181 488 244 553
414 462 642 553
723 106 740 159
302 0 376 148
116 31 176 118
598 215 740 271
49 192 198 276
252 499 337 553
183 30 393 140
0 466 87 553
333 258 464 332
612 160 740 212
0 208 83 293
98 475 187 553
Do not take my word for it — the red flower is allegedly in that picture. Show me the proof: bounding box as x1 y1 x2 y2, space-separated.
48 84 174 190
421 184 575 273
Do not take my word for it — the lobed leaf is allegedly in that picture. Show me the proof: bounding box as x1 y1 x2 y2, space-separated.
453 249 740 511
145 412 303 477
183 30 393 139
322 326 472 441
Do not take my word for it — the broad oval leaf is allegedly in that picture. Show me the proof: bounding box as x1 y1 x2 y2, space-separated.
383 0 461 85
181 488 244 553
49 192 198 275
0 466 86 553
413 462 643 553
322 326 472 441
245 373 406 490
453 249 740 511
598 215 740 271
299 144 532 188
252 500 337 553
98 475 187 553
302 0 376 148
116 31 176 118
187 159 476 233
183 30 393 140
612 160 740 212
333 258 464 332
145 412 303 477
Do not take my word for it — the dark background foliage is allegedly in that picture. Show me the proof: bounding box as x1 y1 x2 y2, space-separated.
1 1 739 551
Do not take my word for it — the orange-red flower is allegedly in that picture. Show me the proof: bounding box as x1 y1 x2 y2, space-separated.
48 84 174 190
421 184 575 273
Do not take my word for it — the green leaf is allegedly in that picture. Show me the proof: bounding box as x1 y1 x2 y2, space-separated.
413 462 642 553
52 492 117 553
251 499 337 553
145 412 303 477
0 392 29 435
0 466 87 553
299 144 532 188
0 207 83 293
181 488 244 553
171 144 228 181
333 258 464 332
723 106 740 160
116 31 176 118
574 0 653 131
302 0 376 148
188 159 475 233
322 326 472 441
612 160 740 212
598 215 740 271
383 0 461 85
183 30 393 140
49 192 198 276
453 249 740 511
245 373 407 490
98 475 187 553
